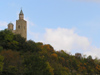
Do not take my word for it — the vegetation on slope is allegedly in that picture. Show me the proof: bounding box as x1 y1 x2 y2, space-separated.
0 29 100 75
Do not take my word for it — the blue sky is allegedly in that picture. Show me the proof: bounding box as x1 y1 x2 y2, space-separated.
1 0 100 58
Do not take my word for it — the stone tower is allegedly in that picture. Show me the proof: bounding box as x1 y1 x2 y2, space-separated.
16 9 27 40
7 9 27 40
8 23 14 30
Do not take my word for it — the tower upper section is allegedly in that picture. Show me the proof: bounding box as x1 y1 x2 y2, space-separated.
19 9 24 19
16 9 27 40
8 22 14 30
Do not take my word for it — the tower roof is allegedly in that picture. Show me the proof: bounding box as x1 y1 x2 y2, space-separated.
8 22 14 26
19 9 24 15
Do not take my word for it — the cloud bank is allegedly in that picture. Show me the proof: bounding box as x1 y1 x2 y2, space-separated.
42 28 100 58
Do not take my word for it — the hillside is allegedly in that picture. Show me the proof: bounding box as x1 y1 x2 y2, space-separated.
0 29 100 75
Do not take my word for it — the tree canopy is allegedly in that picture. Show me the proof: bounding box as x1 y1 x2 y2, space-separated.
0 29 100 75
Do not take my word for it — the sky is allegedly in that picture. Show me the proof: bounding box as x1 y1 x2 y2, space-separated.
0 0 100 58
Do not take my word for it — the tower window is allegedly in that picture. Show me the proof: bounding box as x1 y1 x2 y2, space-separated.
18 25 20 28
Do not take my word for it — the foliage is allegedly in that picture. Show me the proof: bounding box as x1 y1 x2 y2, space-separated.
0 29 100 74
0 55 4 72
0 46 3 52
23 53 53 75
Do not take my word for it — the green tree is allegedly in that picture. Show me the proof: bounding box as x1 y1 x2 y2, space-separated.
0 29 14 49
23 53 53 75
0 50 22 75
23 40 41 52
0 46 3 52
0 55 4 72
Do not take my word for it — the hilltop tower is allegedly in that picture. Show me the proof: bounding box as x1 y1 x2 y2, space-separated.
8 23 14 30
7 9 27 40
16 9 27 40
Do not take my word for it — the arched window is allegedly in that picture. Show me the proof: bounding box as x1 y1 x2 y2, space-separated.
18 25 20 28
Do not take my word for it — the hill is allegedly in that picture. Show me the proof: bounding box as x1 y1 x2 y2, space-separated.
0 29 100 75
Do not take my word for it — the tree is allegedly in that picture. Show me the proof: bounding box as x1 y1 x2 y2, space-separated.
0 46 3 52
0 29 14 49
23 40 41 52
51 62 70 75
0 50 22 74
43 44 54 53
87 55 92 60
0 55 4 72
23 53 53 75
51 53 58 61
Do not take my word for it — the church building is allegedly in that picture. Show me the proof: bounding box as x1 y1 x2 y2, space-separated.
8 10 27 40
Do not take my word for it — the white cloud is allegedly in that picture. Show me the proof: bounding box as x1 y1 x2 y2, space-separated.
84 46 100 58
42 28 100 58
0 21 8 30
